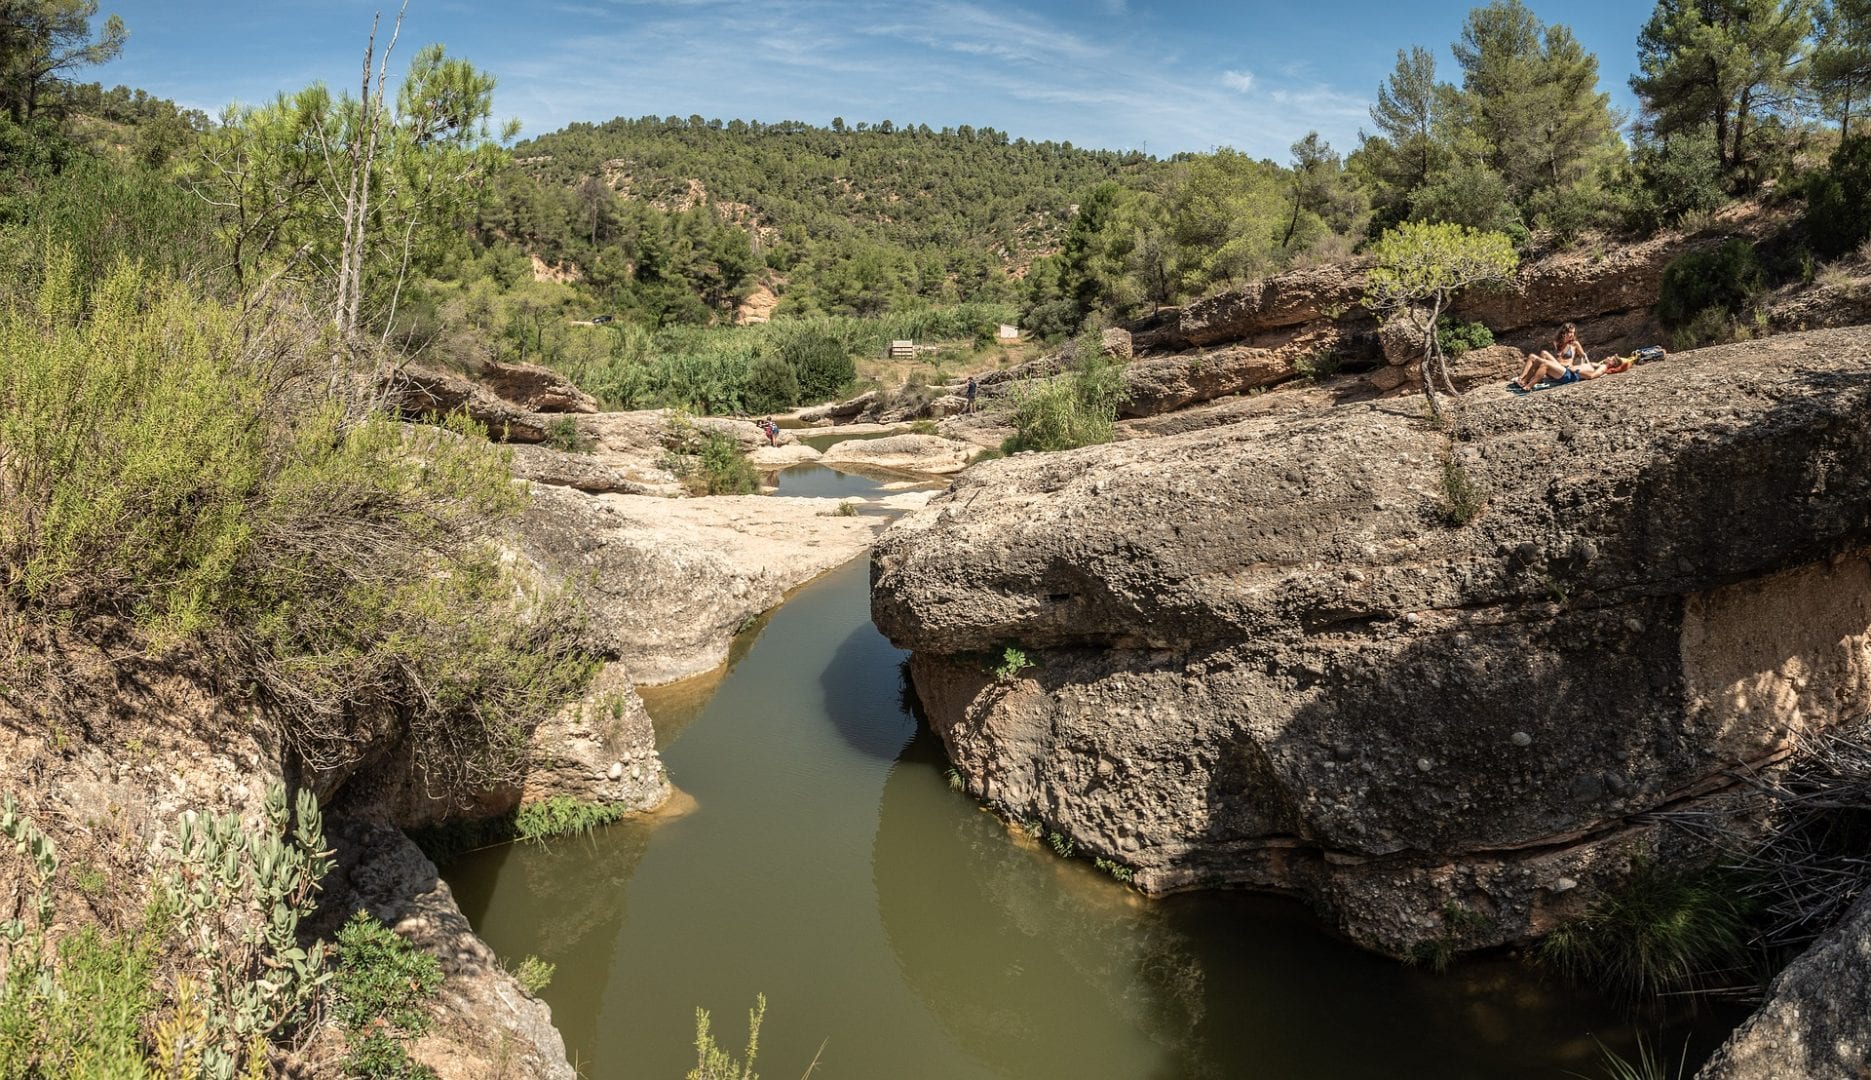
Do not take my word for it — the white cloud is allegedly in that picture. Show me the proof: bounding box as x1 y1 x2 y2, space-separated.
1221 69 1255 94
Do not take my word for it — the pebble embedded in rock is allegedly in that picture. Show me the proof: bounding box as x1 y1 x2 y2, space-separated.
1416 757 1434 773
1553 877 1578 893
1511 731 1532 747
608 761 624 781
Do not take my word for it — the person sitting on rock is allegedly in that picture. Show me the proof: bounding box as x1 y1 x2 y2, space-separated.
1515 323 1606 389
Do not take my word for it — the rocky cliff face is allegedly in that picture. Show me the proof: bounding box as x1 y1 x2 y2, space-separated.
872 327 1871 956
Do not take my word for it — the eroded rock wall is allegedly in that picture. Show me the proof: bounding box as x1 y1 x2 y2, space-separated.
872 327 1871 955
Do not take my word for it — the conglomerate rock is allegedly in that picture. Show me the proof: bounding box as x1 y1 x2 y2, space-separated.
872 326 1871 957
1696 890 1871 1080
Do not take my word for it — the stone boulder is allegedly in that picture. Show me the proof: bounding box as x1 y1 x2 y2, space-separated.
1378 311 1429 367
798 391 879 424
383 365 549 443
749 443 823 469
506 443 669 495
1447 344 1527 392
480 361 598 414
1696 891 1871 1080
821 433 976 474
1100 327 1134 362
1134 263 1367 352
871 326 1871 957
1120 346 1292 418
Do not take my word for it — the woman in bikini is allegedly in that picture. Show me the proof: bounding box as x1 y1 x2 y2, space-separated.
1515 323 1606 389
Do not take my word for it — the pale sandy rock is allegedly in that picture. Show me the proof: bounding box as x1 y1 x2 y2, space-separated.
506 443 671 495
821 433 976 474
384 365 550 443
750 443 823 469
1133 262 1369 351
872 326 1871 958
1446 343 1527 391
519 485 880 684
1100 327 1134 361
1121 345 1291 418
1379 310 1430 367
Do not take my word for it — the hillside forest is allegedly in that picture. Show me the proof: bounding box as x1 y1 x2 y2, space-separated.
4 0 1871 423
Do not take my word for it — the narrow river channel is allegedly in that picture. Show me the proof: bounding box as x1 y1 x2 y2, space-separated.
445 471 1732 1080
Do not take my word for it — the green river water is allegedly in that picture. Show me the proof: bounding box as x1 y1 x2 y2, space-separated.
444 470 1734 1080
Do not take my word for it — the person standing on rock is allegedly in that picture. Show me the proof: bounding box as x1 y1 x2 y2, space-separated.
965 375 978 414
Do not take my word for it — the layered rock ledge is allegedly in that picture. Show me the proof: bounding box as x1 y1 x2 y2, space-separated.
871 327 1871 956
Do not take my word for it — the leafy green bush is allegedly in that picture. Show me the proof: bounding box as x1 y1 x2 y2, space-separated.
1003 345 1124 453
513 955 556 995
993 647 1032 681
1435 317 1494 358
777 324 857 403
0 253 597 798
544 416 590 453
742 353 801 414
333 913 443 1034
1804 136 1871 260
1655 239 1763 330
1628 127 1730 232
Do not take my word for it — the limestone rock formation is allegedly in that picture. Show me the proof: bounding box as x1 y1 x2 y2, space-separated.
1119 346 1290 418
385 365 550 443
820 433 977 474
1133 263 1368 352
506 443 668 495
519 484 880 684
872 327 1871 956
480 361 599 414
1696 891 1871 1080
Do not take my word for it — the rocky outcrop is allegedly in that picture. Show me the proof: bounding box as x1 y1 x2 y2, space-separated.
519 484 880 684
1133 263 1368 352
506 443 667 495
321 821 577 1080
480 362 599 414
385 365 551 443
872 327 1871 957
749 443 823 469
820 433 977 474
1120 345 1291 418
1696 891 1871 1080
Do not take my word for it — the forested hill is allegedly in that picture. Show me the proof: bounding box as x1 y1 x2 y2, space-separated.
487 116 1162 314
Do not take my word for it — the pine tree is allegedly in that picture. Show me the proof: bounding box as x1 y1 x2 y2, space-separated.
1632 0 1817 181
1813 0 1871 135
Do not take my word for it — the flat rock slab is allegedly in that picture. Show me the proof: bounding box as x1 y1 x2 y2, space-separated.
519 486 882 685
750 444 823 468
822 433 977 474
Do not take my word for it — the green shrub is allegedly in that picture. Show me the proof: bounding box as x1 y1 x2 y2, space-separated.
1656 239 1762 331
513 795 630 842
1292 349 1344 380
1537 862 1753 1003
695 432 759 495
1003 345 1123 453
1439 454 1488 526
1434 317 1494 359
334 912 443 1036
689 994 766 1080
0 252 597 799
777 325 857 403
742 353 801 414
1629 127 1729 232
513 955 555 996
993 647 1032 681
543 416 590 453
1804 136 1871 260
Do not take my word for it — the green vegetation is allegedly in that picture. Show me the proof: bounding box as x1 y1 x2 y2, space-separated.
663 412 760 495
1804 135 1871 258
1655 238 1765 348
1002 343 1125 453
0 787 448 1078
1538 862 1755 1003
544 415 591 453
1048 831 1078 859
513 955 556 996
412 795 635 864
1591 1034 1692 1080
1440 454 1490 526
1364 221 1519 417
334 913 445 1080
993 647 1034 682
1436 316 1496 358
1094 857 1136 884
689 994 766 1080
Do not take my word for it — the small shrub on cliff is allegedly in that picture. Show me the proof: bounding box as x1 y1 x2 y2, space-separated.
1655 239 1763 333
1434 317 1493 359
662 412 760 495
513 955 556 995
334 912 443 1080
544 415 591 453
993 647 1033 681
1537 862 1754 1003
1002 344 1123 454
1439 454 1488 526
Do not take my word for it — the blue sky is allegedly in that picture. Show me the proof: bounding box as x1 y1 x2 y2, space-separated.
94 0 1656 159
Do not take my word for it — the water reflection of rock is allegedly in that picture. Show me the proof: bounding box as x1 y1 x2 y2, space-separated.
637 609 775 746
873 727 1214 1079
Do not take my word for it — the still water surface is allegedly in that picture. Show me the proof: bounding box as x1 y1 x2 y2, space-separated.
445 557 1728 1079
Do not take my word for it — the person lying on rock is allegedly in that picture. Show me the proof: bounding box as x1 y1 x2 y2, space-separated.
1515 323 1607 389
